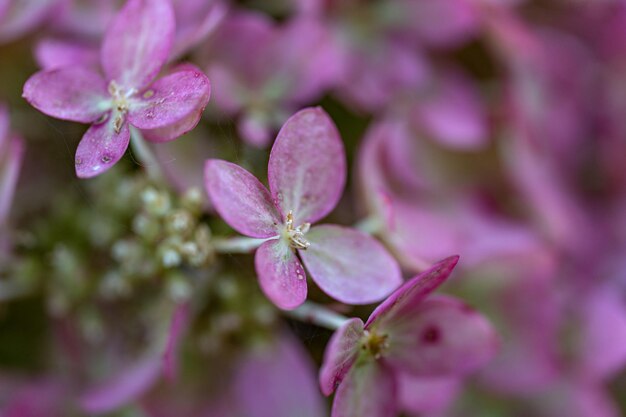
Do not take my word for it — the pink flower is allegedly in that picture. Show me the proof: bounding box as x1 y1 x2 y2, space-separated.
22 0 211 178
319 256 498 417
0 0 58 43
204 107 402 309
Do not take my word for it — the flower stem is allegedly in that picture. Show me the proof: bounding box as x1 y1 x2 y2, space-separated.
130 127 163 182
212 236 276 254
285 301 350 330
354 215 383 235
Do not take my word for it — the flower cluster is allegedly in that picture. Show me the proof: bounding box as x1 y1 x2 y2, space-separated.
1 0 626 416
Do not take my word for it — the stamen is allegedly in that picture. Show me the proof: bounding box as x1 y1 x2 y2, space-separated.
107 80 137 133
285 211 311 250
362 330 389 359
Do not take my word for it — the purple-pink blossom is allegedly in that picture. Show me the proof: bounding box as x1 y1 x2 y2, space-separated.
22 0 211 178
204 107 402 309
320 256 498 417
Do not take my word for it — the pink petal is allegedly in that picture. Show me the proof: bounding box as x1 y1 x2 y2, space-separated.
300 225 402 304
22 67 109 123
80 356 162 414
234 333 325 417
101 0 175 90
319 317 364 396
383 296 498 377
332 360 397 417
129 65 210 132
365 256 459 329
397 374 460 415
34 38 99 70
254 239 307 310
203 159 281 238
268 107 345 225
75 113 131 178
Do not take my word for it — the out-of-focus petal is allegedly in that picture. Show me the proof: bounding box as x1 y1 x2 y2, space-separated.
234 333 325 417
34 38 99 70
576 286 626 381
23 67 109 123
254 239 307 310
300 225 402 305
203 159 281 238
80 356 162 414
129 65 210 131
171 0 227 59
384 296 498 377
414 72 488 150
332 359 397 417
366 256 459 329
0 0 57 43
101 0 175 90
75 113 130 178
163 303 190 381
397 374 460 416
319 317 365 396
268 107 345 225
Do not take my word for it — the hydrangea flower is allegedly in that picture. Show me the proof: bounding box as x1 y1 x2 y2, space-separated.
204 107 402 309
319 256 498 417
23 0 211 178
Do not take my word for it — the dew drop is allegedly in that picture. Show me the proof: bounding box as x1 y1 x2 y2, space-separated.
101 155 112 164
143 90 155 99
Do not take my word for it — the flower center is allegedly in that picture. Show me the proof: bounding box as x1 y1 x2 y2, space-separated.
284 210 310 250
108 80 137 133
362 330 389 359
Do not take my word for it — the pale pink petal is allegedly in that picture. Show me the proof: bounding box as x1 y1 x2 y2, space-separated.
384 296 498 377
140 109 206 143
34 38 99 70
129 65 210 131
319 317 364 396
75 113 130 178
80 356 162 414
397 374 460 415
101 0 175 90
203 159 281 238
366 256 459 329
332 360 397 417
234 333 325 417
268 107 345 225
23 68 109 123
300 225 402 304
254 239 307 310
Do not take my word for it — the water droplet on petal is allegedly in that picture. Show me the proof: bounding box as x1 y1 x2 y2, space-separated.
101 155 112 164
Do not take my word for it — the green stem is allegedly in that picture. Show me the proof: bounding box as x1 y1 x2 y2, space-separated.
212 236 277 254
285 301 350 330
130 127 163 181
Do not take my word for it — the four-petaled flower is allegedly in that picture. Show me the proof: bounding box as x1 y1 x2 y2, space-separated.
319 256 498 417
204 107 402 309
23 0 211 178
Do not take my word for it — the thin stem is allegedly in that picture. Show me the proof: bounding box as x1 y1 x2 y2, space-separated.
130 127 163 181
285 301 350 331
354 215 383 235
212 236 277 254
